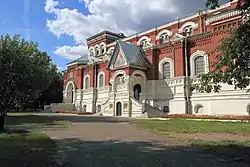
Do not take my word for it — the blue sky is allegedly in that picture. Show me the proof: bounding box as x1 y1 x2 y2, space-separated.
0 0 89 70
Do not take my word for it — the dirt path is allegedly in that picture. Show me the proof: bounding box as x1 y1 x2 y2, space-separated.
43 118 250 167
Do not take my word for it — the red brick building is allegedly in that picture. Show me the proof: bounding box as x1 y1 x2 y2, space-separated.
62 1 249 117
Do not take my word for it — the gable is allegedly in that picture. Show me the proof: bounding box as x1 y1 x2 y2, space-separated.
114 49 127 68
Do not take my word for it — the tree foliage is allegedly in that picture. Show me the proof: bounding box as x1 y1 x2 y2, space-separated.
0 34 60 130
190 0 250 93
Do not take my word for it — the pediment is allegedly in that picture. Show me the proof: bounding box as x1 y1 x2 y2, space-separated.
171 33 184 41
114 49 127 68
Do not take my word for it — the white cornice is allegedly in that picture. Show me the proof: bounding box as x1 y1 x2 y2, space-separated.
206 10 241 25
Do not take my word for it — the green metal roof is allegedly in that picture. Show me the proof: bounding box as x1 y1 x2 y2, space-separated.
66 56 89 65
107 40 151 70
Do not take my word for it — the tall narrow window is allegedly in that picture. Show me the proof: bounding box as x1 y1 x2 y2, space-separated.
101 45 105 54
99 74 104 87
183 26 194 36
194 56 205 75
162 62 171 79
95 47 99 56
85 77 90 89
140 39 147 48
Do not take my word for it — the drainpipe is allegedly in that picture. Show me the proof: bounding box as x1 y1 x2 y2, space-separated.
92 62 97 114
199 10 204 34
184 37 191 114
171 42 175 77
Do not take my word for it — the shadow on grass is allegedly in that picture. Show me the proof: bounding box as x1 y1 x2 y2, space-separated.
0 130 59 167
55 139 250 167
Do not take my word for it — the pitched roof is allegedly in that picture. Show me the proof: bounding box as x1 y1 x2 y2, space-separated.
66 56 89 65
107 41 151 70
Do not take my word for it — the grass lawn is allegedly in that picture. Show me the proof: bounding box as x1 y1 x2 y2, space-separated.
133 118 250 134
0 130 59 166
0 113 72 166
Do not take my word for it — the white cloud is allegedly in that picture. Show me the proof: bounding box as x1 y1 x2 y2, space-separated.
45 0 207 60
54 45 87 60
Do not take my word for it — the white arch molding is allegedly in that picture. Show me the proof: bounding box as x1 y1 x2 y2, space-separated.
88 46 95 56
99 42 106 54
131 70 147 80
137 36 151 45
156 29 172 40
65 80 76 91
94 44 100 56
111 70 126 80
158 57 174 79
107 47 115 55
190 50 209 76
97 71 105 87
65 80 76 104
179 22 198 33
83 74 90 89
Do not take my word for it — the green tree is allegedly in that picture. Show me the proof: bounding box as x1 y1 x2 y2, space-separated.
190 0 250 93
38 71 64 106
0 34 58 131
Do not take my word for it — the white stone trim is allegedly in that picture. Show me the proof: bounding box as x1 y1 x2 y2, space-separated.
83 74 90 89
107 47 115 55
99 42 106 54
97 71 105 87
190 50 209 76
206 10 241 25
94 44 100 56
111 70 126 80
156 30 172 40
88 46 95 56
159 57 174 79
178 22 198 33
65 80 76 91
131 70 147 80
137 36 151 45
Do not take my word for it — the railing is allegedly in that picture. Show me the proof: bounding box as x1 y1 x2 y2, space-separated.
130 97 143 111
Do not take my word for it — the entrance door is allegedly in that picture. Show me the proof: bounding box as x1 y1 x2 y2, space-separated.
116 102 122 116
67 83 74 103
133 84 142 101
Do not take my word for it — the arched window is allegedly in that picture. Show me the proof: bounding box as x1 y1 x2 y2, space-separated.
183 25 194 36
159 33 168 44
109 48 114 55
100 45 105 55
97 105 101 113
85 77 90 89
247 104 250 115
116 74 123 85
194 56 205 75
162 62 171 79
99 74 104 87
163 106 170 113
95 47 100 56
83 105 87 112
89 50 94 57
140 39 147 48
194 105 203 114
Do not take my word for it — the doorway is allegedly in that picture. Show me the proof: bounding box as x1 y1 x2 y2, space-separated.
66 83 74 103
133 84 142 101
116 102 122 116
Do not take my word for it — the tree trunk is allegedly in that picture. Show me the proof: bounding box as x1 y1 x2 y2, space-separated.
0 114 4 132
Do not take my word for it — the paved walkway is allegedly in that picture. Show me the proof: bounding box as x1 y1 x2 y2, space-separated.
42 115 249 167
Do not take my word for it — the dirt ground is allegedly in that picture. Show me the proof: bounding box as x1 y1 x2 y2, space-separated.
41 116 250 167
